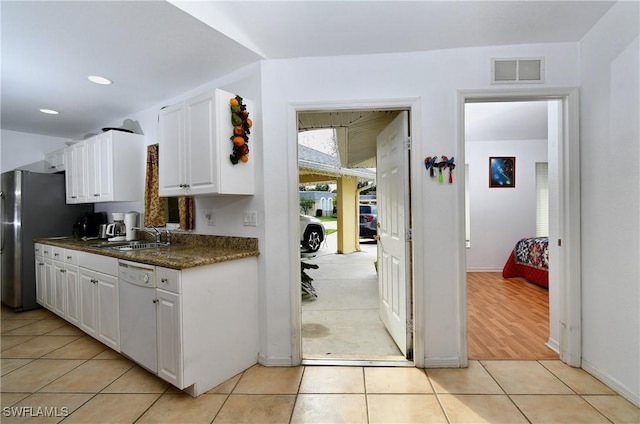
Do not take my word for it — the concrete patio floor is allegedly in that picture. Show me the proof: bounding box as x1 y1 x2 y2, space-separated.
301 230 404 361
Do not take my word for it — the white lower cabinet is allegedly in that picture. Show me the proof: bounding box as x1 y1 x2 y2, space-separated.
79 269 120 351
79 270 98 338
154 258 258 396
43 258 55 311
34 245 258 397
34 244 46 306
78 252 120 352
64 263 80 326
52 260 66 317
156 267 183 388
156 287 182 387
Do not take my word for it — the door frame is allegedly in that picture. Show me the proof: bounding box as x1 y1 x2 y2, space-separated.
456 87 581 367
288 98 424 367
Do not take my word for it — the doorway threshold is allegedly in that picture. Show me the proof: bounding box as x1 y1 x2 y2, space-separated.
302 357 414 367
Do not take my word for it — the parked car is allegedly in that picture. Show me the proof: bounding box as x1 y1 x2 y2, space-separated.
359 204 377 239
300 214 326 252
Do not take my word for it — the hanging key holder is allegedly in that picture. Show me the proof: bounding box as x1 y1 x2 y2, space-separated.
425 155 455 184
424 155 438 178
445 156 455 184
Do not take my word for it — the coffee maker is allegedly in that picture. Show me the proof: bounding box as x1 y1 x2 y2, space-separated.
106 213 126 241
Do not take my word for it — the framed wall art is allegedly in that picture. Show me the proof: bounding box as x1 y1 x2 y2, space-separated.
489 156 515 188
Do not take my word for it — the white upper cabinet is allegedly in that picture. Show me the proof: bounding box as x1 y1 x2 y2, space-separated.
65 142 88 203
44 148 65 172
159 89 254 196
158 102 186 196
65 131 144 203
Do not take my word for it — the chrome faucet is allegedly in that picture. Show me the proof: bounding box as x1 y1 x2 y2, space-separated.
132 226 164 243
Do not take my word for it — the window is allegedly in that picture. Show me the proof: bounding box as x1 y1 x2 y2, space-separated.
536 162 549 236
165 197 180 229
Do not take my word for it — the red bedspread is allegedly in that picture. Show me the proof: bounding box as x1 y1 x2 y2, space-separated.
502 237 549 288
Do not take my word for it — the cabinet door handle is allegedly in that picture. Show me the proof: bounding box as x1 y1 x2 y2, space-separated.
39 262 45 266
153 299 158 304
54 253 59 257
44 251 49 254
71 196 77 199
60 269 66 273
90 279 97 284
94 194 100 197
66 256 72 260
161 278 168 283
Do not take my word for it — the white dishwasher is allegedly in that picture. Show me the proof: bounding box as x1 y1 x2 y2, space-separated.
118 260 157 373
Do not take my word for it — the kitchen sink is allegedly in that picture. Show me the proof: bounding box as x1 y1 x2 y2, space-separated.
89 241 170 251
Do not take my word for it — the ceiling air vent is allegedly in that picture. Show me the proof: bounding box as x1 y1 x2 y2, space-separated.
491 58 544 84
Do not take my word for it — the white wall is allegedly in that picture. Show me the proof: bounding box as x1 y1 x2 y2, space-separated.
465 139 548 271
259 42 580 365
579 2 640 406
1 129 68 173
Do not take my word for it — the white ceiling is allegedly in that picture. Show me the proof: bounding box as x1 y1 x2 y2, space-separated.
1 1 614 140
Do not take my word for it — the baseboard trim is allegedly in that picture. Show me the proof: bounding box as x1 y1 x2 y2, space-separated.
546 337 560 353
423 357 463 368
258 354 293 367
581 359 640 407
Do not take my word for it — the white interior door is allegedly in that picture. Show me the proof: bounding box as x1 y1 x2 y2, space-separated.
376 111 411 357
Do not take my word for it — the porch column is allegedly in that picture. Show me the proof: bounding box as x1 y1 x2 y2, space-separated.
336 175 358 254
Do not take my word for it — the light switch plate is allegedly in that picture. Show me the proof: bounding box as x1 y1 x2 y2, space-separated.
243 211 258 227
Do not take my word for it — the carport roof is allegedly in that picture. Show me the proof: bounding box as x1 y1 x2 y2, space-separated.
298 144 375 182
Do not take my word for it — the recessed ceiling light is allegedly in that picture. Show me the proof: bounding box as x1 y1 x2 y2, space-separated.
88 75 113 85
40 109 59 115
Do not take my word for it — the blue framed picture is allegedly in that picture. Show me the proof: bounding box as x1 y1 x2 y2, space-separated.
489 156 515 188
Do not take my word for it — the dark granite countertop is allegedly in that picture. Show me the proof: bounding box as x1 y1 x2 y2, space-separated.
34 233 259 270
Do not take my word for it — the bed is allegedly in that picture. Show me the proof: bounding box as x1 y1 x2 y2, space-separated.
502 237 549 288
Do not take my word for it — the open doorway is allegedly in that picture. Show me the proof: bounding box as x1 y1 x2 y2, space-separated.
460 89 582 367
464 100 558 360
296 109 414 364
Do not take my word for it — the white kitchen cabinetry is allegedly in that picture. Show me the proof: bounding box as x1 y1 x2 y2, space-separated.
158 89 254 197
41 246 81 323
154 258 258 396
62 249 81 326
156 267 182 387
65 142 88 203
78 252 120 351
34 244 46 306
44 148 65 172
52 255 66 317
41 245 56 311
65 130 144 204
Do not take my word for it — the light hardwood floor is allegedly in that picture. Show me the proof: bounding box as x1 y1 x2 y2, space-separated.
467 272 559 360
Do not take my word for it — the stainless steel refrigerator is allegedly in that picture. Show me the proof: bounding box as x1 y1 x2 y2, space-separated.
1 170 94 311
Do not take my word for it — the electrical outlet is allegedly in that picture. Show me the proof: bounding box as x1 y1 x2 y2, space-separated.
204 209 216 226
243 211 258 227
